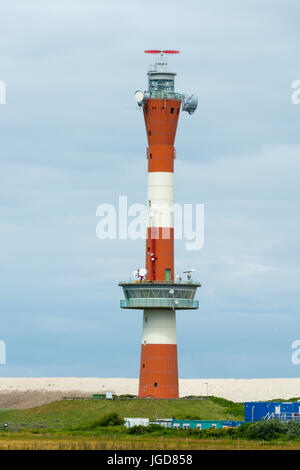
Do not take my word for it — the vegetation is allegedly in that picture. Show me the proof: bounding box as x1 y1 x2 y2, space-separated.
0 396 244 432
73 412 123 430
208 396 244 419
1 435 300 450
0 396 300 449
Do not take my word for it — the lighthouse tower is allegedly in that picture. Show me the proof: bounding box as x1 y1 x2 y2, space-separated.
119 50 200 399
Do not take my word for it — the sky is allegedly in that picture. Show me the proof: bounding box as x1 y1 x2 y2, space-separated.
0 0 300 378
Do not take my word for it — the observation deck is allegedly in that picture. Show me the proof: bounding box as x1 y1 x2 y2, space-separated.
119 281 201 310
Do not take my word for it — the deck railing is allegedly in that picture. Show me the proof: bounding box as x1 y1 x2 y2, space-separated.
120 298 199 309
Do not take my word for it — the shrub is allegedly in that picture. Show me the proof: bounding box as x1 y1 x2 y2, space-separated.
93 413 123 427
128 424 168 435
286 421 300 439
118 394 137 399
73 413 123 430
236 420 286 441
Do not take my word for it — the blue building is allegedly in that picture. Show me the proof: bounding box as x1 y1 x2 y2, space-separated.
245 401 300 422
151 418 243 429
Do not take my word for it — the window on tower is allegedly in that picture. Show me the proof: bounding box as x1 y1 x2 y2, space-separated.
149 79 174 92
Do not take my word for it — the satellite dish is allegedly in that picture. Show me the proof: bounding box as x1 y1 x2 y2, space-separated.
139 268 147 278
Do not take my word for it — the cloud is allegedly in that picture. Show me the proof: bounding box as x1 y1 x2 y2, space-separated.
0 1 300 377
220 255 272 277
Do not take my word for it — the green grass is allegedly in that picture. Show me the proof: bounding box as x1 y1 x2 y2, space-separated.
1 398 300 449
0 397 244 432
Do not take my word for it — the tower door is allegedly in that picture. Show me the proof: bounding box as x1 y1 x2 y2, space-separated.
165 269 171 281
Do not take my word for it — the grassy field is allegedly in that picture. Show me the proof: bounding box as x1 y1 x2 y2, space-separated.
0 396 299 450
0 396 244 432
0 434 299 450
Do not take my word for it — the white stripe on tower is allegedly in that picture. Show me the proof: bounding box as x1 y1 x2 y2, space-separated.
142 310 177 345
147 172 174 228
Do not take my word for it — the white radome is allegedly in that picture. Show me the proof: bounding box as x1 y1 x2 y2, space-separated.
135 90 144 103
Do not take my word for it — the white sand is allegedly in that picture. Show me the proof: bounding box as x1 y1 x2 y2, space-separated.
0 377 300 402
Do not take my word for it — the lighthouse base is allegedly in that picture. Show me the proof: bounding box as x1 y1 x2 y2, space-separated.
138 343 179 399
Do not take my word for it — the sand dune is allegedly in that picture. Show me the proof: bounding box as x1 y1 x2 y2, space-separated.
0 377 299 408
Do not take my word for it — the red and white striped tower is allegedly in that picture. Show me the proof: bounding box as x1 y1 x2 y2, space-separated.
120 51 200 399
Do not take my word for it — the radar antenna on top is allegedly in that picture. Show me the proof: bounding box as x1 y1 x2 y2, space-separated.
144 49 179 73
183 269 195 282
144 50 180 54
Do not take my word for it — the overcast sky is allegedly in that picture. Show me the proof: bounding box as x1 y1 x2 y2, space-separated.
0 0 300 378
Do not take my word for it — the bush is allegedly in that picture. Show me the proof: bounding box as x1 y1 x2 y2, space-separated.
187 420 300 442
93 413 123 427
73 413 123 430
286 422 300 439
236 420 286 441
128 424 169 435
118 394 137 399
